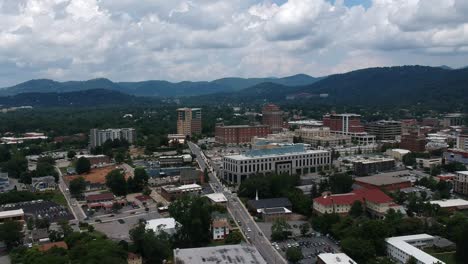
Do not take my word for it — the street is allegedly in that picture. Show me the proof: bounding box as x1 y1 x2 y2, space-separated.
55 166 86 222
188 142 287 264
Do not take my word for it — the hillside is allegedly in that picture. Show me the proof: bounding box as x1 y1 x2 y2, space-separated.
191 66 468 107
0 89 150 107
0 74 319 97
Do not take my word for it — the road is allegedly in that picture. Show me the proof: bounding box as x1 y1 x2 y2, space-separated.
55 166 86 222
188 142 287 264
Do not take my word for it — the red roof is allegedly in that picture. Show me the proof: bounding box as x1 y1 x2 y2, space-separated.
86 192 115 202
314 188 393 206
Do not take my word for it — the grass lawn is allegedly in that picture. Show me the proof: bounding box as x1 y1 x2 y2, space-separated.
425 250 457 264
51 190 68 206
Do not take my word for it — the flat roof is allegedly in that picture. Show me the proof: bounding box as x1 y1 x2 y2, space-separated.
430 199 468 208
385 234 445 264
355 174 412 186
388 148 411 154
225 146 329 161
173 244 266 264
163 184 202 192
317 253 356 264
146 217 177 232
204 193 227 203
0 209 24 218
456 171 468 176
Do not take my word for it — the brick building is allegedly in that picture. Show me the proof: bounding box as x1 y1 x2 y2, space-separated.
215 124 271 144
400 132 427 152
176 108 202 136
354 172 412 192
323 113 365 134
262 104 283 133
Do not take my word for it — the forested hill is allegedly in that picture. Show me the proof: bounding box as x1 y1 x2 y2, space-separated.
0 89 152 107
188 66 468 107
0 74 319 97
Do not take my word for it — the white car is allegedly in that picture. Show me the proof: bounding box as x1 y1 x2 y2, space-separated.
247 228 251 232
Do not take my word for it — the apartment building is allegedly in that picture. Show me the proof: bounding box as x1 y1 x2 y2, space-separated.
453 171 468 196
215 124 271 145
89 128 136 148
176 108 202 136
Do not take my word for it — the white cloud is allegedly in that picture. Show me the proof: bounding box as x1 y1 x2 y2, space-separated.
0 0 467 87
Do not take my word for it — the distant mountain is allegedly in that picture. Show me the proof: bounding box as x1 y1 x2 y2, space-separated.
0 74 319 97
191 66 468 107
0 89 150 107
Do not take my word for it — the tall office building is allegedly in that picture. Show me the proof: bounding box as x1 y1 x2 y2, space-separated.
89 128 136 148
400 132 427 152
457 129 468 151
262 104 283 133
177 108 202 136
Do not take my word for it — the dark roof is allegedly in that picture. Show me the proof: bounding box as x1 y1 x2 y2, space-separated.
32 228 49 240
85 192 114 202
263 207 288 215
248 198 292 210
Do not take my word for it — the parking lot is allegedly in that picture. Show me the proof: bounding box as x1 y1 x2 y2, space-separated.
273 236 341 264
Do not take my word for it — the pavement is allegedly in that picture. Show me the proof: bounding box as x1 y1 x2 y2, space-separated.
188 142 286 264
56 166 86 222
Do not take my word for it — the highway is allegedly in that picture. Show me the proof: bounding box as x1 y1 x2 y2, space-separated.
188 142 286 264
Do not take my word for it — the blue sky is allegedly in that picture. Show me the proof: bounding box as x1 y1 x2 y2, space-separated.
0 0 467 86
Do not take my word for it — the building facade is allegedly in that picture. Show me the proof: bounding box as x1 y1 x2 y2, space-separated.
176 108 202 136
365 120 402 140
89 128 136 148
352 157 396 176
262 104 283 133
323 113 365 134
457 130 468 151
400 132 427 152
295 127 351 147
386 234 444 264
215 124 271 145
453 171 468 196
222 144 331 185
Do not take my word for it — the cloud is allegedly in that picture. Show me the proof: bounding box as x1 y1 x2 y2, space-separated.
0 0 467 87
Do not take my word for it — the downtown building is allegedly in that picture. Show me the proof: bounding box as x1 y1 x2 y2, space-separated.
262 104 284 133
365 120 402 140
323 113 376 145
89 128 136 148
222 144 331 185
215 124 271 145
294 127 351 147
176 108 202 136
457 129 468 151
400 132 427 152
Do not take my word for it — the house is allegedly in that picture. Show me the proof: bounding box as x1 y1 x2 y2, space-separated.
127 252 142 264
211 213 230 240
31 176 57 192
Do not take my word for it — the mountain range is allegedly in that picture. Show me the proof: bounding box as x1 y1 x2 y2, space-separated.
0 65 467 108
0 74 319 97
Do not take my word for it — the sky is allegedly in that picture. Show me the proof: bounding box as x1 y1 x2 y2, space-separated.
0 0 467 87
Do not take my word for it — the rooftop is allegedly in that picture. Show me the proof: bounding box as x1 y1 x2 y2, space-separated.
247 198 292 210
146 217 177 232
354 174 412 186
429 199 468 208
162 183 202 192
85 192 115 202
385 234 445 264
173 244 266 264
0 209 24 218
204 193 228 203
317 253 357 264
225 144 328 160
456 171 468 176
314 188 394 206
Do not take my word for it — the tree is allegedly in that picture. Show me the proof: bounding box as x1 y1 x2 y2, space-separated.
130 223 172 264
329 173 353 194
106 170 127 196
271 218 291 241
69 177 86 197
35 218 50 229
349 200 363 218
114 152 125 164
225 231 243 244
169 196 212 247
67 150 76 159
310 184 319 198
75 157 91 174
406 256 417 264
456 222 468 262
286 247 303 263
133 167 149 192
0 220 24 250
341 237 376 263
300 223 310 236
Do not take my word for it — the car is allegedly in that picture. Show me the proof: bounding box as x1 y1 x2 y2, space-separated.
247 228 251 232
109 214 115 217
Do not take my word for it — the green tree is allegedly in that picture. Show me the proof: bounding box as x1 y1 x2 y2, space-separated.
106 170 127 196
133 167 149 191
67 150 76 159
0 220 24 250
406 256 417 264
341 237 376 263
2 152 27 178
75 157 91 174
271 218 291 241
300 223 310 236
329 173 353 194
455 222 468 262
225 231 243 244
69 177 86 197
169 196 212 247
286 247 303 263
114 152 125 164
349 200 363 218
